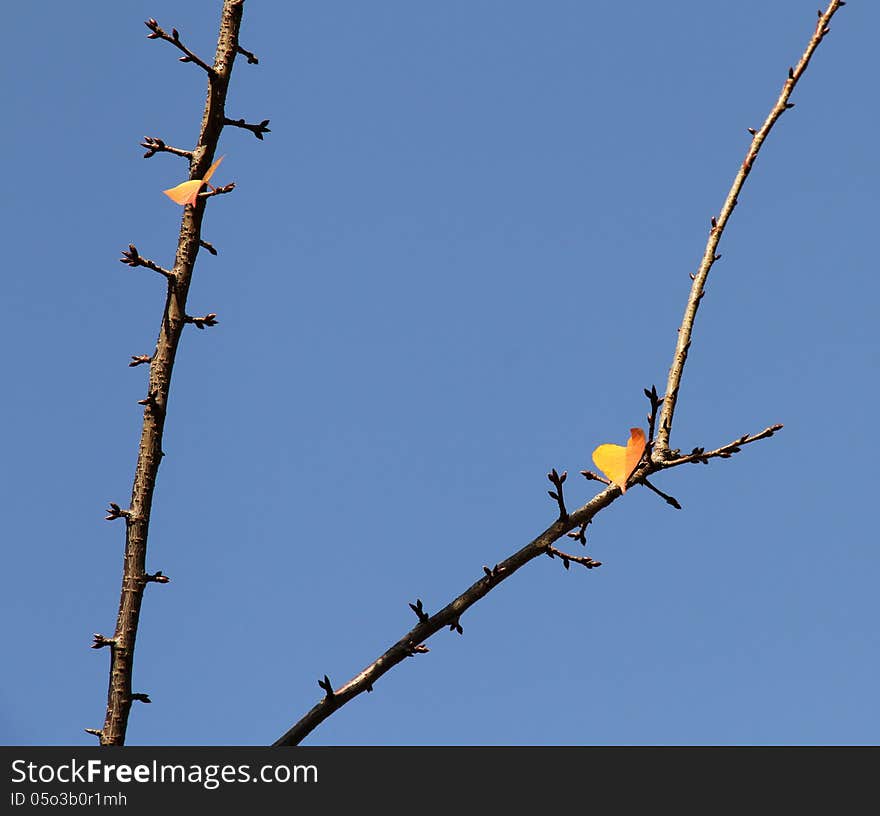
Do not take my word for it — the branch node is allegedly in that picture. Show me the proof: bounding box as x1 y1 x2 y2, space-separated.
566 521 590 547
91 634 117 649
408 599 429 623
236 44 260 64
482 564 504 581
137 390 163 415
448 619 464 636
199 239 218 256
104 502 130 521
130 693 152 704
318 675 335 700
145 570 171 584
185 313 219 330
128 354 152 367
140 136 193 160
119 245 173 279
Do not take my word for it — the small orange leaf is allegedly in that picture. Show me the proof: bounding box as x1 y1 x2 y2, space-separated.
202 154 224 183
163 179 205 206
591 428 646 493
162 155 225 206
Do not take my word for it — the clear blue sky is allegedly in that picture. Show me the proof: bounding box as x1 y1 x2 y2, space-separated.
2 1 877 746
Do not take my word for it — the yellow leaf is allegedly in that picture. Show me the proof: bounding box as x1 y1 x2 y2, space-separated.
591 428 646 493
162 155 225 206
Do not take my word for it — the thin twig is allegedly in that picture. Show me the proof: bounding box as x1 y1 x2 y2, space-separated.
144 18 215 75
224 117 271 139
547 468 569 520
119 245 173 279
140 137 193 161
654 0 845 457
546 545 602 571
236 44 260 64
185 313 219 330
659 424 784 469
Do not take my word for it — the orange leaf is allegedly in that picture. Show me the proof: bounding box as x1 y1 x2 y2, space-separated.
202 154 224 183
591 428 646 493
163 179 205 206
162 155 225 206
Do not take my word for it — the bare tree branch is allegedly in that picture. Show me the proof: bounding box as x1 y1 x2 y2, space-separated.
273 0 843 747
97 0 259 746
654 1 845 456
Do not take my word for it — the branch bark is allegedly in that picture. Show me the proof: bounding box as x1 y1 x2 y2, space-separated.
654 0 845 456
273 0 844 746
97 0 249 746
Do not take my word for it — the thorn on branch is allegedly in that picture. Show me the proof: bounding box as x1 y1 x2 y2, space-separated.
199 239 218 256
185 313 219 330
547 468 568 520
236 44 260 64
788 66 795 80
105 502 130 521
140 136 192 160
130 693 152 704
224 117 271 140
748 127 757 135
144 18 215 75
711 216 718 229
449 619 463 636
482 564 504 581
408 599 430 624
404 642 429 656
91 634 116 649
129 354 152 367
318 675 335 700
84 728 103 739
145 570 170 584
119 245 173 279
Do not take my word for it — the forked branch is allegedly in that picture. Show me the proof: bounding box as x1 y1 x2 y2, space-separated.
273 1 844 746
654 1 845 456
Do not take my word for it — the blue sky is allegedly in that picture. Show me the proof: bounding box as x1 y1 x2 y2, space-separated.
2 1 877 746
